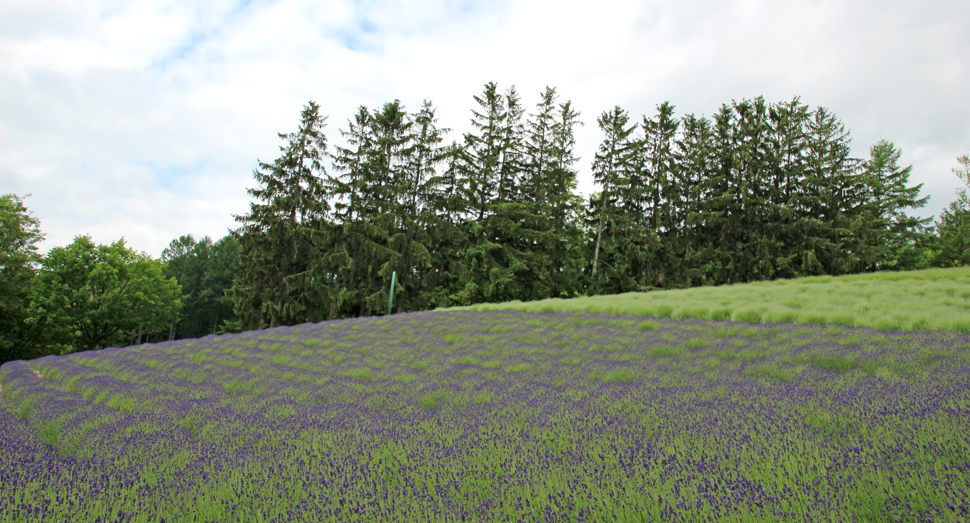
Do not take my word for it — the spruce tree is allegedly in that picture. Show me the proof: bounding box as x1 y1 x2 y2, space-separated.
765 98 811 279
857 140 932 270
589 106 636 293
424 142 472 307
390 100 450 312
230 101 331 329
932 153 970 266
673 114 714 286
636 102 681 287
456 83 530 305
462 82 507 220
515 87 585 300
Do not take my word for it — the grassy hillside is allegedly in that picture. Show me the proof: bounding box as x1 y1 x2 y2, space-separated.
460 267 970 332
1 270 969 522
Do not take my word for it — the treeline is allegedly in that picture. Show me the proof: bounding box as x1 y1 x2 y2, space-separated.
0 214 182 363
226 84 965 330
2 83 969 362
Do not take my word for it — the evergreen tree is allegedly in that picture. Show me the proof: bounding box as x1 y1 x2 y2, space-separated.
230 101 331 329
516 87 585 299
316 106 375 319
462 82 507 221
589 106 636 293
787 106 857 277
856 140 932 270
692 102 741 285
765 97 811 279
390 100 450 312
215 90 936 323
497 86 526 204
933 152 970 266
455 83 530 305
357 100 412 314
673 114 714 286
636 102 681 287
423 142 471 307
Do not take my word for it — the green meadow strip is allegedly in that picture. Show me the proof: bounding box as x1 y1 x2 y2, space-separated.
459 266 970 333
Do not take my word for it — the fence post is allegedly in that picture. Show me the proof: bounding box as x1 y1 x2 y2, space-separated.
387 271 397 315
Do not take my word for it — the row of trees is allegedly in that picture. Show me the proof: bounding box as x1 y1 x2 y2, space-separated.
160 234 239 340
227 84 966 330
0 196 182 363
229 86 590 329
2 84 967 362
587 99 932 293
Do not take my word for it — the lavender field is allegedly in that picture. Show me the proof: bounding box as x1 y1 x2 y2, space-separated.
2 309 970 522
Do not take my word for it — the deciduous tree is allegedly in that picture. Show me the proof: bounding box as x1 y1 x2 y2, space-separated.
27 236 180 353
0 194 44 363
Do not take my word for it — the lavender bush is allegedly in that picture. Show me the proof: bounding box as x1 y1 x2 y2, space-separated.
2 310 969 522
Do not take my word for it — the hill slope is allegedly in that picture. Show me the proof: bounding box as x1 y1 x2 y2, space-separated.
2 270 969 521
459 267 970 332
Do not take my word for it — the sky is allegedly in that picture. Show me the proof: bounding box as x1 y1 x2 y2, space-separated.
2 0 968 257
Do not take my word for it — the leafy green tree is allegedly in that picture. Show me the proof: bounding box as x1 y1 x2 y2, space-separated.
231 101 331 329
932 152 970 266
160 233 239 340
26 235 180 353
0 194 45 363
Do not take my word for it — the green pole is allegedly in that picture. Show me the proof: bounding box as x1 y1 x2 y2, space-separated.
387 271 397 315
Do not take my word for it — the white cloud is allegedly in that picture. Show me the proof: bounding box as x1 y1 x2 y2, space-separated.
1 0 967 256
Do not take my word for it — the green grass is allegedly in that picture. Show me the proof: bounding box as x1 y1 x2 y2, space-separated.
456 266 970 332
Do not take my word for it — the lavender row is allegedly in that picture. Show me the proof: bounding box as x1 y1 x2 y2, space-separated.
2 310 969 522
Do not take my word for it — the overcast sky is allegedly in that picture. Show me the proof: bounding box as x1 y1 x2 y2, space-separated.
3 0 968 257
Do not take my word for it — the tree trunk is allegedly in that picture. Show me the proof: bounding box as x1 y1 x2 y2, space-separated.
592 190 610 277
328 273 339 321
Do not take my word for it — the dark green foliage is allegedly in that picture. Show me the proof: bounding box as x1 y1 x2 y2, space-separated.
931 153 970 267
514 87 586 300
589 106 637 293
160 233 239 340
0 194 44 363
454 83 530 305
218 89 939 330
853 140 932 271
230 101 332 329
585 97 933 290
